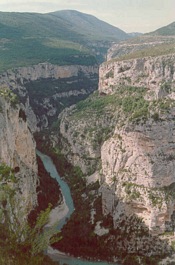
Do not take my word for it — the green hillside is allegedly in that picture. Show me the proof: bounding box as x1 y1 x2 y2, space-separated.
112 41 175 62
149 21 175 36
0 10 129 72
49 10 129 41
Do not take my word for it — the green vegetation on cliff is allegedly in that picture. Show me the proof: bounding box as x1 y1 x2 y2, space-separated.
35 136 164 265
0 86 19 107
73 86 149 123
0 208 60 265
24 73 98 127
113 41 175 61
0 163 60 265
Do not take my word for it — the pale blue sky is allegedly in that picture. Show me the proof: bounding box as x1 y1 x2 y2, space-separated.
0 0 174 33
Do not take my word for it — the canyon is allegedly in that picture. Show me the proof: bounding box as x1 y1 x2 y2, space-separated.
58 52 175 234
0 16 175 264
0 62 98 131
1 54 175 263
0 88 38 234
51 45 175 261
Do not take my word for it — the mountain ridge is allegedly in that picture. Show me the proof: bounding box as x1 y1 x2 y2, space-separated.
48 9 129 41
0 10 129 72
149 20 175 36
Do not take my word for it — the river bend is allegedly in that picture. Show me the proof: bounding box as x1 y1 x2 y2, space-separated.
37 151 119 265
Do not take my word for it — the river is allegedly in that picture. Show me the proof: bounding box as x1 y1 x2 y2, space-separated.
37 151 119 265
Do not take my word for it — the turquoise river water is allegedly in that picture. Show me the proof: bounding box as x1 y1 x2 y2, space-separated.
37 151 119 265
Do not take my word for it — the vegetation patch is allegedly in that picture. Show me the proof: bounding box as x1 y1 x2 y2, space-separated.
0 10 128 71
28 156 62 225
105 69 114 78
0 86 19 107
0 163 60 265
36 135 168 264
112 42 175 62
122 181 175 210
73 86 150 124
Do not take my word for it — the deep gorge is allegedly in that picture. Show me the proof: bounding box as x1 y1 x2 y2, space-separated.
1 11 175 265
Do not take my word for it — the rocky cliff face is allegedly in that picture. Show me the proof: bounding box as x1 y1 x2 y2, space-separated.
107 35 175 61
58 53 175 236
0 88 38 234
1 63 98 82
0 63 99 131
58 102 116 175
99 53 175 99
99 53 175 234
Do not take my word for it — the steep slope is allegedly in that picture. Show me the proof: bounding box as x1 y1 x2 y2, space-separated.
0 62 98 131
59 52 175 234
49 10 129 41
0 87 61 264
150 21 175 36
0 10 129 72
0 87 38 231
107 35 175 61
53 45 175 261
99 53 175 235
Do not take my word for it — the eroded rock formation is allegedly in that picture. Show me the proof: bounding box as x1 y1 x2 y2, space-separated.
99 54 175 99
0 91 38 233
58 53 175 235
99 54 175 234
0 62 98 131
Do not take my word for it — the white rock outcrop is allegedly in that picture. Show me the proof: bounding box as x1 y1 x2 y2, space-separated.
0 63 98 132
98 54 175 234
99 54 175 100
58 53 175 235
0 93 38 229
0 63 98 83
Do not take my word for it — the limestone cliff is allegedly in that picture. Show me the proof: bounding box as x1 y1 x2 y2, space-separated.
99 53 175 99
0 62 99 131
1 63 98 82
58 102 116 174
98 53 175 235
58 53 175 237
0 88 38 234
107 35 175 61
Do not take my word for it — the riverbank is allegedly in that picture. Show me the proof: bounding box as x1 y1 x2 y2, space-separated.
47 246 120 265
28 155 62 225
47 246 66 256
46 200 69 228
36 145 165 265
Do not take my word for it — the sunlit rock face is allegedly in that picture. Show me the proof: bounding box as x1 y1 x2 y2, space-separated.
0 94 38 230
100 122 175 234
57 53 175 235
99 54 175 234
99 54 175 100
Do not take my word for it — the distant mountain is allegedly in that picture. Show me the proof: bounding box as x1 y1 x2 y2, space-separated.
127 32 143 37
49 10 129 41
149 21 175 35
0 10 129 72
107 34 175 61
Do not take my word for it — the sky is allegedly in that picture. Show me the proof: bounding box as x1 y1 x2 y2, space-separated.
0 0 174 33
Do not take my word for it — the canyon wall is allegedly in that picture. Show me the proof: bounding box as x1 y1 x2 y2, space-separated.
0 62 98 131
99 54 175 98
99 54 175 234
58 53 175 235
0 63 98 83
0 89 38 235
